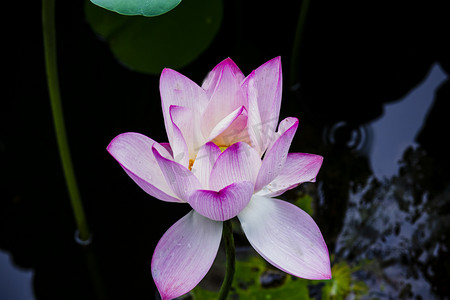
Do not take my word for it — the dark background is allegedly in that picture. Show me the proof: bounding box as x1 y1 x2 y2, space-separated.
2 1 449 299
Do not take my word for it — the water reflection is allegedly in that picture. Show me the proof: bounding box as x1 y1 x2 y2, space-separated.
0 250 34 300
369 63 447 178
321 63 450 299
334 148 450 299
323 121 371 155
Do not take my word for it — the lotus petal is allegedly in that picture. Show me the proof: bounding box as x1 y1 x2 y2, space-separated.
252 56 282 132
243 72 264 155
209 142 261 191
201 57 245 98
257 153 323 197
191 142 221 188
152 210 222 300
211 107 250 147
206 105 246 143
167 105 190 168
107 132 180 202
189 181 254 221
152 145 201 202
238 195 331 280
201 60 247 139
169 105 205 164
160 68 208 146
243 57 282 154
255 117 299 191
159 143 173 157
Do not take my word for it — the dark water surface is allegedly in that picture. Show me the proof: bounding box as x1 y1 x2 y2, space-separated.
2 1 449 299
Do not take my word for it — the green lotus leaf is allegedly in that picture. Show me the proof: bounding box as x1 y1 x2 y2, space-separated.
90 0 181 17
85 0 222 74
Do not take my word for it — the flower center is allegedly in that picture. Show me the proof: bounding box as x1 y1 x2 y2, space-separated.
188 145 229 171
218 145 228 152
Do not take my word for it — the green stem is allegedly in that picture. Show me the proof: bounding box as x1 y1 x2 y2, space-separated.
218 220 235 300
289 0 310 87
42 0 91 243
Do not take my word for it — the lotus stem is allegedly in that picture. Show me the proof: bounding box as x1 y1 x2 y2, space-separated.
42 0 91 243
218 220 235 300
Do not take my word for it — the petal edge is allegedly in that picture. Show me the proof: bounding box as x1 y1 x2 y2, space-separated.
189 181 254 221
257 153 323 197
107 132 180 202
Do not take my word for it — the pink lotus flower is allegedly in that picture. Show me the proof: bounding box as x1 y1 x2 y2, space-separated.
107 57 331 300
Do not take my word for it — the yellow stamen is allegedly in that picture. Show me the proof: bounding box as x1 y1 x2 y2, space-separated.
189 145 229 171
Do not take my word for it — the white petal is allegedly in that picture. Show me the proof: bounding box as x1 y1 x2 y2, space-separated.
209 142 261 191
206 105 246 143
169 105 205 163
152 211 222 300
160 68 208 146
257 153 323 197
191 142 221 188
243 72 265 155
168 105 190 168
200 62 247 140
242 57 283 154
255 117 299 192
238 195 331 280
152 145 201 202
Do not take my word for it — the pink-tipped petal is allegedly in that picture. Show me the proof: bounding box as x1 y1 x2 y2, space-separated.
258 153 323 197
189 181 254 221
253 57 282 126
209 142 261 191
159 143 173 157
160 68 208 146
205 105 244 141
201 61 247 139
191 142 221 188
107 132 180 202
152 210 222 300
152 146 201 202
243 57 283 154
255 117 299 192
201 58 245 98
238 195 331 280
169 105 205 164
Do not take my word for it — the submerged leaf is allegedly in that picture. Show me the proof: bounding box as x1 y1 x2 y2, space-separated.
192 255 312 299
192 256 370 299
90 0 181 17
85 0 222 74
312 261 369 300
